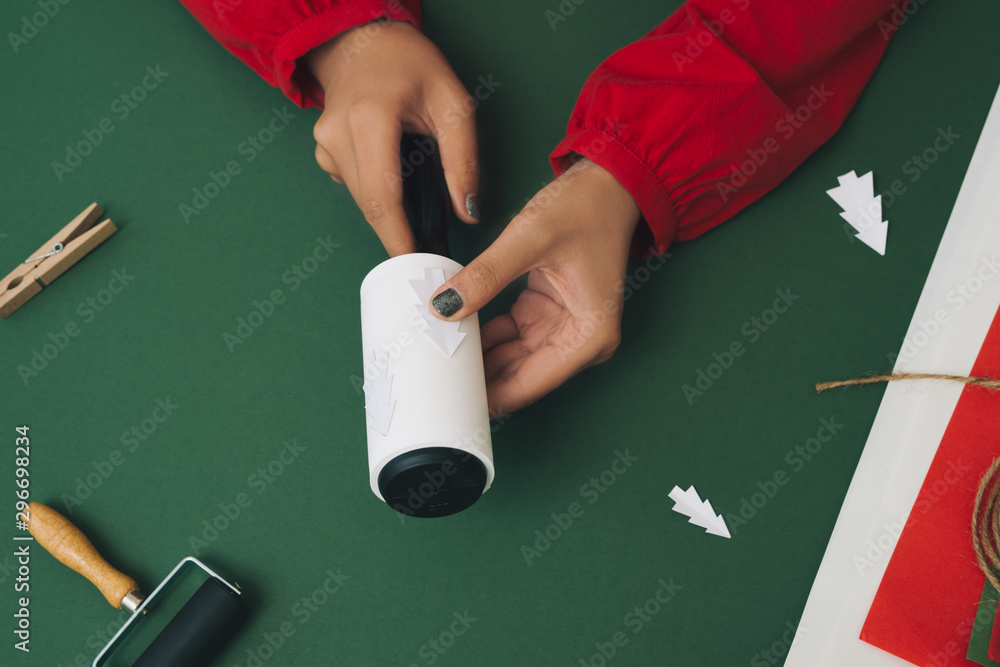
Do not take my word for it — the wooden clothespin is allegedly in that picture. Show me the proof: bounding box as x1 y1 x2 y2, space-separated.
0 203 118 319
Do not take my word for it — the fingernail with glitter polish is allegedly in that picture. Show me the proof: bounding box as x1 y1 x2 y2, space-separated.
465 194 480 220
432 288 463 318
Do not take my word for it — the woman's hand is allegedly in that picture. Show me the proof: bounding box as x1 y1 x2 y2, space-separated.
305 20 480 256
429 158 643 416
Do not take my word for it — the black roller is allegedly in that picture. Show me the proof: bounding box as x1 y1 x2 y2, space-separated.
132 578 250 667
400 133 451 257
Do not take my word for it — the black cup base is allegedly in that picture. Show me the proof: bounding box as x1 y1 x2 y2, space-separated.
378 447 487 518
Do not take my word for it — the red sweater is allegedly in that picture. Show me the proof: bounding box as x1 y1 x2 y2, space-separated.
179 0 905 256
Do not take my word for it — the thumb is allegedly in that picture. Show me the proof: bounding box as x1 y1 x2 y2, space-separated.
429 220 544 320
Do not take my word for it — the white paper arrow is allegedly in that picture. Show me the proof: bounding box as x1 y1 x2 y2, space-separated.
408 268 466 357
363 351 395 436
668 485 730 539
826 170 888 256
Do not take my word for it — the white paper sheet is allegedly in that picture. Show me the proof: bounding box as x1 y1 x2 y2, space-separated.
787 82 1000 666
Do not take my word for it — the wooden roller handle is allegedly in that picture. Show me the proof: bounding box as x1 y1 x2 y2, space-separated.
23 502 141 609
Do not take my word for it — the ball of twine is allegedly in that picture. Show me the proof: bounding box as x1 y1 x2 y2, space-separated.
974 457 1000 593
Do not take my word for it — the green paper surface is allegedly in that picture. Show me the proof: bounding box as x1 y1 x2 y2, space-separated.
968 580 1000 666
1 1 999 665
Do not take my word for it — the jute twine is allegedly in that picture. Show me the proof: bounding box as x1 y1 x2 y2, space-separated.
815 372 1000 393
817 370 1000 588
973 457 1000 593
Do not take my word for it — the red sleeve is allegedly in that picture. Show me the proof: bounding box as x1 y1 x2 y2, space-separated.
550 0 907 257
178 0 422 108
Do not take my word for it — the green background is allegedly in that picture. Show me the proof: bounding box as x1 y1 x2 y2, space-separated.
1 1 998 665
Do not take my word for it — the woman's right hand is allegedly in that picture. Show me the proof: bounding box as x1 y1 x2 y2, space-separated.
428 158 643 416
305 20 481 256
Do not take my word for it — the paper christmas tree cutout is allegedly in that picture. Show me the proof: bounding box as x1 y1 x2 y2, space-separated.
409 268 466 357
669 485 730 538
363 351 395 436
826 170 888 255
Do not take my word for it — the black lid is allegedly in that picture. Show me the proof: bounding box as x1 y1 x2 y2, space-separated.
378 447 487 518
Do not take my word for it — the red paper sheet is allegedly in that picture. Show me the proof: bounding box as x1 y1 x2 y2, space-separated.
861 304 1000 666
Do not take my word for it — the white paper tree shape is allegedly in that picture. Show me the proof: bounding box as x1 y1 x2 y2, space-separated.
409 268 466 357
669 485 731 538
363 351 395 436
826 170 888 256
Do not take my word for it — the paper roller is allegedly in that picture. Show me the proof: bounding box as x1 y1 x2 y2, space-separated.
23 502 249 666
359 135 495 518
